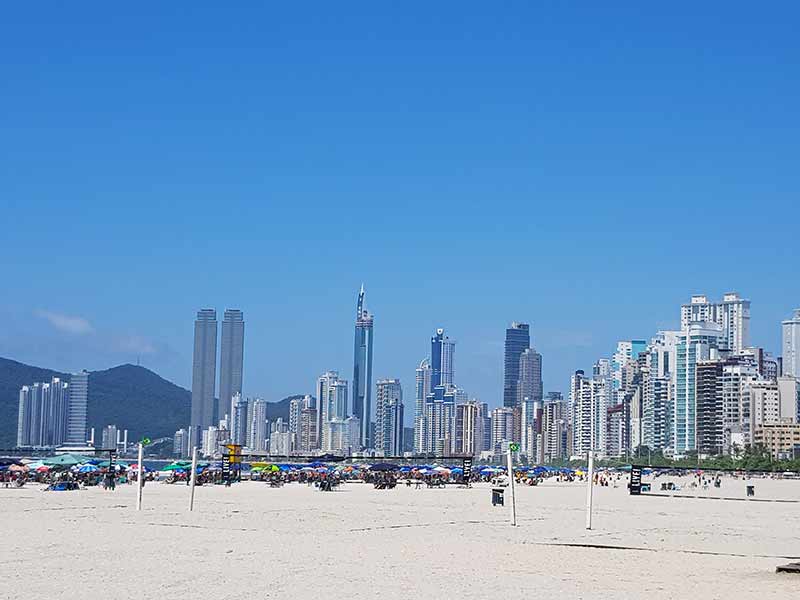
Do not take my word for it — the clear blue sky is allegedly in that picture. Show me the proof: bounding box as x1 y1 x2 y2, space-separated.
2 3 798 412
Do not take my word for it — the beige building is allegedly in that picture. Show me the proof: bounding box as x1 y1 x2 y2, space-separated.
753 419 800 460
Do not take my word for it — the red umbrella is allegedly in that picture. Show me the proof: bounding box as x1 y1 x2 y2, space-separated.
36 465 50 472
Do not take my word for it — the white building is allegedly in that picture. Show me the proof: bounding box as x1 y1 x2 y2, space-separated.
66 370 89 446
778 376 799 423
783 309 800 378
375 378 403 456
491 406 515 454
248 398 268 451
413 359 432 454
681 293 750 353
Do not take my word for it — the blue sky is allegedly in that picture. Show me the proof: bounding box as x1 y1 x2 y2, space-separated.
2 3 798 412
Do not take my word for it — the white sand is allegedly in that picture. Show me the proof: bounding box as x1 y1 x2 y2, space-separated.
3 476 800 599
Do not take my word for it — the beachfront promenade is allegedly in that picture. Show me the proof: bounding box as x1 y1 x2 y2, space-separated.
3 477 799 599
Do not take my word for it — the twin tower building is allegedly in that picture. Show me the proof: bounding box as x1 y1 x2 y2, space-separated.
189 308 245 449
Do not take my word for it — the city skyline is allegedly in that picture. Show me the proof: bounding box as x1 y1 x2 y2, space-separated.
4 290 798 415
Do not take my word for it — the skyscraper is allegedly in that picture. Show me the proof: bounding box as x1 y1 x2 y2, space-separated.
782 309 800 378
66 370 89 446
352 285 374 449
17 377 70 448
231 393 249 446
674 322 724 455
680 293 750 352
316 371 341 449
430 328 455 389
248 398 268 451
503 322 530 408
191 309 217 448
219 309 245 422
518 347 543 404
413 358 432 453
375 378 403 456
491 407 515 453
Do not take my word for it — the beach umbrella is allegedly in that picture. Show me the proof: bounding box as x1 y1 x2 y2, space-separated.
9 464 28 472
77 464 99 473
36 465 51 472
433 466 450 473
163 463 188 471
127 464 148 472
43 454 92 467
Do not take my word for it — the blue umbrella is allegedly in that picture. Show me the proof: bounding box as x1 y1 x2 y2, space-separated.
77 464 99 473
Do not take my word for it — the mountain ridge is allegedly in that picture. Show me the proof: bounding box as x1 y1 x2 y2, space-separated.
0 356 293 448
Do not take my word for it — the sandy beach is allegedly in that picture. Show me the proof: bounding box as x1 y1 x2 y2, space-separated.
3 476 799 600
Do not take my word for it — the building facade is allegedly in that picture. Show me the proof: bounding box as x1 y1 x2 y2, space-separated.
352 285 374 450
191 309 217 447
219 309 244 422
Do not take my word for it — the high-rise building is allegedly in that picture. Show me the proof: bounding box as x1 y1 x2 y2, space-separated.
248 398 268 451
173 428 189 457
695 359 723 456
100 425 118 450
782 309 800 378
231 393 249 446
423 399 455 456
298 406 318 453
430 328 455 389
680 293 750 352
570 367 611 458
491 407 515 453
413 359 432 454
16 377 71 448
454 401 482 457
352 285 374 450
503 322 530 408
674 322 724 455
375 379 403 456
191 309 217 448
316 371 342 449
66 370 89 446
517 348 543 405
288 397 304 435
520 399 542 462
219 309 245 422
778 376 800 423
749 380 781 442
542 394 570 463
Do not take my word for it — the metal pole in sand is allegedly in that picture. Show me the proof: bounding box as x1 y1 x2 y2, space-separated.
136 442 144 511
507 445 517 526
585 450 594 530
189 446 198 512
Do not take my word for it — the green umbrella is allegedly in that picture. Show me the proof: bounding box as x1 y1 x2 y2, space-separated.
42 453 93 467
162 463 189 471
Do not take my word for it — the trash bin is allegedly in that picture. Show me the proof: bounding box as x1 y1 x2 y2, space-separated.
746 485 755 497
492 487 505 506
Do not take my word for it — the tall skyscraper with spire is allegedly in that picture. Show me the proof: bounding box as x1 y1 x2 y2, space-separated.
430 328 455 389
352 285 374 449
219 309 245 422
191 309 217 448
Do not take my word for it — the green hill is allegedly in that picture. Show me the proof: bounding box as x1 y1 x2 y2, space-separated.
0 357 293 448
